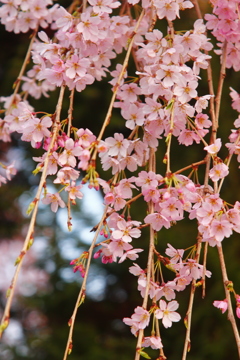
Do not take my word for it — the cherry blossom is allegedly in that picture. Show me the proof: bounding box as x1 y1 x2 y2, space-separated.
65 182 83 201
142 336 163 349
144 213 170 231
155 300 181 328
204 138 222 154
213 299 228 314
111 219 141 243
123 306 150 330
1 0 240 356
165 244 184 264
42 192 65 212
58 138 82 167
209 163 229 182
5 162 17 180
22 116 52 143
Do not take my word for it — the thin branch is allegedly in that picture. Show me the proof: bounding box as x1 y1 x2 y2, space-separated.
6 28 38 113
174 159 207 175
202 242 208 299
0 85 65 338
214 40 227 134
165 104 175 174
134 148 156 360
91 9 145 161
67 88 75 137
182 237 202 360
217 244 240 357
63 205 109 360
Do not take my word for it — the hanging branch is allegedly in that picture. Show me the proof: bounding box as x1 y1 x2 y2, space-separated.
0 85 66 337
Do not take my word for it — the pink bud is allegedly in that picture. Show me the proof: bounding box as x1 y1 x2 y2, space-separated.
236 306 240 319
104 192 115 205
35 141 42 149
94 250 102 259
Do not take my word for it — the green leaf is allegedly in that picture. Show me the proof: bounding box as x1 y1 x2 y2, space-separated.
138 349 151 359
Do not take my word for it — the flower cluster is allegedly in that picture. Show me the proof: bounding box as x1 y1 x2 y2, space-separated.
0 0 59 34
1 0 240 357
205 0 240 71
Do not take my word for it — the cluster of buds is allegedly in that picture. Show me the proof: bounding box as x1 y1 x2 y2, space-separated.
70 252 89 278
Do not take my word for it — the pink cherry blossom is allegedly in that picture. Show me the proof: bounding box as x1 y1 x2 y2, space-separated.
65 55 90 79
111 219 141 243
209 163 229 182
155 300 181 328
54 167 80 184
77 11 101 43
213 299 228 314
5 162 17 180
209 218 233 242
130 306 150 329
204 138 222 154
23 116 52 143
58 138 82 167
108 240 132 261
144 213 170 231
65 182 83 201
165 244 184 264
42 192 65 213
104 133 129 158
129 263 145 277
88 0 120 14
118 248 143 263
142 336 163 349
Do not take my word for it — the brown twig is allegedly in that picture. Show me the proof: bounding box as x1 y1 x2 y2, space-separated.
217 244 240 357
6 28 38 114
63 205 109 360
182 237 202 360
0 85 65 338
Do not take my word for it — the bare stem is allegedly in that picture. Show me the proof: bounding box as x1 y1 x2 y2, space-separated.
174 159 207 175
217 244 240 357
67 88 75 137
202 241 208 299
0 86 65 337
217 132 240 193
214 40 227 135
63 205 109 360
7 28 38 112
182 238 202 360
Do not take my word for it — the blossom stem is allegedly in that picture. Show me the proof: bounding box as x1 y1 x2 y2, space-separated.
165 103 175 174
192 0 216 126
134 148 156 360
91 10 145 161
